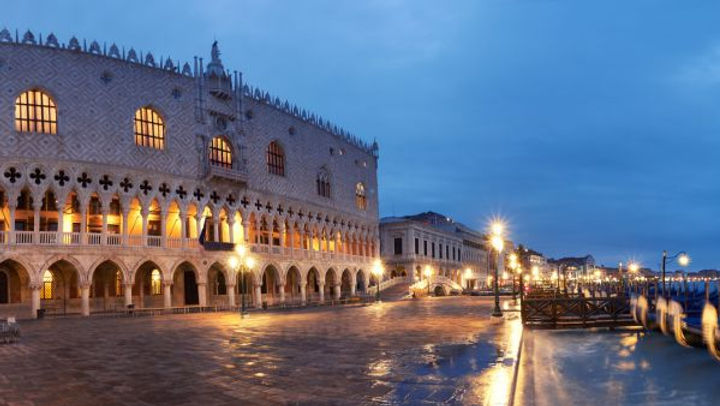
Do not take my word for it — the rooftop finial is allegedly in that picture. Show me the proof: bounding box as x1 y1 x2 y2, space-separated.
206 40 226 77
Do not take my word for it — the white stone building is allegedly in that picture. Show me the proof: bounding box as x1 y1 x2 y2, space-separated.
379 212 489 291
0 29 380 318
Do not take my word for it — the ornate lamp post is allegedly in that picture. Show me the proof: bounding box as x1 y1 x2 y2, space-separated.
424 265 432 296
372 259 384 302
661 251 689 297
230 244 255 319
490 221 505 318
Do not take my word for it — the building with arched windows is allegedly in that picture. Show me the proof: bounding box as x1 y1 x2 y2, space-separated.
0 29 380 319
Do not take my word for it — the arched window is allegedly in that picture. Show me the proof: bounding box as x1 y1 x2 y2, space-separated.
151 269 162 295
355 182 367 210
317 170 331 198
266 141 285 176
209 137 232 168
134 107 165 149
41 270 53 300
15 89 57 134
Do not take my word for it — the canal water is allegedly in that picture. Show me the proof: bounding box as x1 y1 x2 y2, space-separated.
517 327 720 405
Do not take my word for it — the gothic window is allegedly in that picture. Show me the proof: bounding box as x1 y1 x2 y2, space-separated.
316 169 331 198
134 107 165 149
15 89 57 134
41 270 53 300
355 182 367 210
151 269 162 295
209 136 233 169
266 141 285 176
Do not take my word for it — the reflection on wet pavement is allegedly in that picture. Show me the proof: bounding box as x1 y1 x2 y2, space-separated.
518 327 720 406
1 296 517 405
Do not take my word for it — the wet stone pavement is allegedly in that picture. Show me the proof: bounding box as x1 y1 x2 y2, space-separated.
0 297 513 406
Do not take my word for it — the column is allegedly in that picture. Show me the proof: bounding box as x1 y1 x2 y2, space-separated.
122 209 130 246
160 207 167 248
254 283 262 309
350 272 357 296
279 222 286 254
228 217 235 244
242 218 250 243
212 211 220 242
318 282 325 303
101 208 109 245
7 202 16 244
227 283 236 307
141 207 149 246
31 284 41 319
254 219 261 245
138 277 145 308
279 283 286 304
197 282 207 306
179 210 188 248
333 283 341 300
195 214 203 244
56 197 65 244
81 284 90 316
163 282 172 308
288 227 295 255
80 207 87 245
123 283 133 308
33 205 40 234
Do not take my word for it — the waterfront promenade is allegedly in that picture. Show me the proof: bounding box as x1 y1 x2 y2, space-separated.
0 297 517 406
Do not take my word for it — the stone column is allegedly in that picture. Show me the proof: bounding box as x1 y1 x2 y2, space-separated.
350 272 357 296
300 284 307 305
8 202 16 244
197 282 207 307
279 222 286 254
160 206 167 248
254 283 262 309
195 214 203 243
227 283 236 307
333 283 341 300
141 207 149 246
80 207 87 245
101 208 109 245
318 282 325 303
163 282 172 308
228 217 235 244
121 209 130 246
242 218 250 244
31 284 41 319
279 283 286 304
33 205 40 234
138 277 145 308
212 211 220 243
80 284 90 316
288 227 295 255
123 283 133 308
56 197 65 244
179 210 188 248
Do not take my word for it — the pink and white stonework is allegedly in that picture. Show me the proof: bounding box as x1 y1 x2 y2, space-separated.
0 29 380 318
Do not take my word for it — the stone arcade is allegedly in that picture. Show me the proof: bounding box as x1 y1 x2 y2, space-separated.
0 29 380 318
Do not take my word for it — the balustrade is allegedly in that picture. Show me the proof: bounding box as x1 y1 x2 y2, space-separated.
0 231 6 245
87 233 102 245
15 231 33 245
106 234 121 246
38 231 57 245
146 236 162 248
166 238 183 249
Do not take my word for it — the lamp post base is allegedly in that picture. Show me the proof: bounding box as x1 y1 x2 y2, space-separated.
491 310 504 319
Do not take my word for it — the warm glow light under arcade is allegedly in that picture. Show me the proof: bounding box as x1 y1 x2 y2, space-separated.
245 256 256 270
424 266 432 277
228 256 238 270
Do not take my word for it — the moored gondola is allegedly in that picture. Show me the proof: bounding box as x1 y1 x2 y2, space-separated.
701 302 720 361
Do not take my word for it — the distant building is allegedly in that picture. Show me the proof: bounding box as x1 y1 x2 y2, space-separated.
379 212 490 290
548 255 596 279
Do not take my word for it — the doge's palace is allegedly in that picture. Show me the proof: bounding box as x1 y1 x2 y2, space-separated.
0 29 380 318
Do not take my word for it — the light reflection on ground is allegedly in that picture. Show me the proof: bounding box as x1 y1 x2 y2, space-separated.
1 296 517 405
517 327 720 406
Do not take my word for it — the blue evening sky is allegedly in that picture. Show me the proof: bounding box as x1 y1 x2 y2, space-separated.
4 1 720 270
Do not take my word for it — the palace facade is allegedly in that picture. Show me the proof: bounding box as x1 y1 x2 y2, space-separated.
0 29 380 318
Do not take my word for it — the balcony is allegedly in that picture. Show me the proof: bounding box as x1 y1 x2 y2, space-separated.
0 230 376 263
205 162 248 184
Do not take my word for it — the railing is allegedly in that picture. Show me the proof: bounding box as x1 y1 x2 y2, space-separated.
15 231 33 245
0 231 376 263
106 234 121 246
166 238 183 249
521 294 633 329
87 233 102 245
146 236 162 248
38 231 57 245
62 232 81 245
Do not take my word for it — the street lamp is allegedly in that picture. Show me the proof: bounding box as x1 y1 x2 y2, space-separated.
661 250 689 297
372 259 384 302
230 244 254 318
490 222 505 318
424 265 432 296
